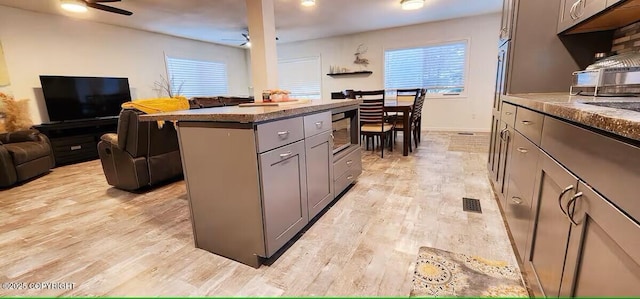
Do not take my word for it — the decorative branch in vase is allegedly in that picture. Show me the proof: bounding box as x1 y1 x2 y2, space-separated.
153 75 184 98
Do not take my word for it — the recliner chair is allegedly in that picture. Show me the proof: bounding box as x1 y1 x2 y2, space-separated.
0 129 55 188
98 109 183 191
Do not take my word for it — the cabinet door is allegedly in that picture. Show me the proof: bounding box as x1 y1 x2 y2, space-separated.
526 153 578 297
499 0 516 44
504 132 540 263
496 122 513 202
488 112 501 180
558 0 607 33
494 42 509 111
305 130 334 220
559 181 640 296
259 140 308 257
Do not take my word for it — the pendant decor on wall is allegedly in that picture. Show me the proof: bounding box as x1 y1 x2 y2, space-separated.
353 44 370 68
0 41 10 87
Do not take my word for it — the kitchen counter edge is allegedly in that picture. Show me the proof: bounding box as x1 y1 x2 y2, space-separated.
138 99 361 123
503 93 640 142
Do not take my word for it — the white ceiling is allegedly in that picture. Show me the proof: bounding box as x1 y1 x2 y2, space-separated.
0 0 502 47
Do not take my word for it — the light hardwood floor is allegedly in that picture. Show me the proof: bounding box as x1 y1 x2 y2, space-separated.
0 131 517 296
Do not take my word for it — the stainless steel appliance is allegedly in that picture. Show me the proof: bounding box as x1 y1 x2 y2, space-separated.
331 108 359 155
571 66 640 96
571 52 640 96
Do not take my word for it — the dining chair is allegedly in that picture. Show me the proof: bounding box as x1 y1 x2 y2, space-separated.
387 88 420 121
356 90 393 158
392 89 425 152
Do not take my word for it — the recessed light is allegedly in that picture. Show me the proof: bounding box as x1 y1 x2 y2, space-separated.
60 0 87 13
301 0 316 7
401 0 424 10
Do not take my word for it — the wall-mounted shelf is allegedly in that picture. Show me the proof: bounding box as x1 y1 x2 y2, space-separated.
326 71 372 77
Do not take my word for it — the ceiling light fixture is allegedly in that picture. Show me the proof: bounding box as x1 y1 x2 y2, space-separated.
60 0 88 13
400 0 424 10
245 41 251 48
301 0 316 7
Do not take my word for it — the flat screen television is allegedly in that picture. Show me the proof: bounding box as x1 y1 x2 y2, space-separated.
39 75 131 122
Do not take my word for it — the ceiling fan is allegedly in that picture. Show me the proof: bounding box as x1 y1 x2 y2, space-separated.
223 32 279 47
60 0 133 16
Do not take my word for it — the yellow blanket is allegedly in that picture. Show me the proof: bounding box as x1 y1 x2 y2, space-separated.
121 97 189 114
121 97 189 128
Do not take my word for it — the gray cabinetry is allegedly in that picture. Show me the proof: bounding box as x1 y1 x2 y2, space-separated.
496 122 513 203
333 147 362 196
499 0 516 44
259 140 308 257
504 131 539 262
560 181 640 296
305 130 334 220
175 105 361 268
526 153 577 297
558 0 607 33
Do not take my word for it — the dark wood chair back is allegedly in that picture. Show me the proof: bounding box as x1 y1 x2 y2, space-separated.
355 90 385 124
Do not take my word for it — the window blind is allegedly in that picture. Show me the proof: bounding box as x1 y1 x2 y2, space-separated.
165 57 228 97
384 41 467 95
278 57 321 99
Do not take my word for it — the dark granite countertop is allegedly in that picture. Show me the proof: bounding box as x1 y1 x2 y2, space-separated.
503 93 640 141
139 99 360 123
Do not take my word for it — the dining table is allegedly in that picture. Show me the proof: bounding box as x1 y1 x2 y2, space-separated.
384 100 413 156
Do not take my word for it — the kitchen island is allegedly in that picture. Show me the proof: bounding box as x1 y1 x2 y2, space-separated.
140 99 362 268
489 93 640 297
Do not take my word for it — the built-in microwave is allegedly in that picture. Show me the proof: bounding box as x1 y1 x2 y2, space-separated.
331 108 359 155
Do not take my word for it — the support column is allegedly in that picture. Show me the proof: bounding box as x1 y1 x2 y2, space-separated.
246 0 278 102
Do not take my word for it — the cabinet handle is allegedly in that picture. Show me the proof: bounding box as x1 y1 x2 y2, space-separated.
569 0 581 20
70 145 82 151
558 185 574 216
277 131 290 138
575 0 585 18
511 196 523 205
346 175 354 180
521 120 532 125
516 147 528 154
500 128 509 141
315 121 323 128
279 151 293 158
566 192 583 226
504 112 513 116
346 160 353 166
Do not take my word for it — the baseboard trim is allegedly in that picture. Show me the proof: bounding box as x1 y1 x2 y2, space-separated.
421 127 491 133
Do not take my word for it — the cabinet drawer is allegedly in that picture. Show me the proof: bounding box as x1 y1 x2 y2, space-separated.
51 135 95 147
515 107 544 145
334 167 359 197
334 148 362 179
303 111 331 137
509 131 540 201
501 102 517 126
255 117 304 153
541 116 640 222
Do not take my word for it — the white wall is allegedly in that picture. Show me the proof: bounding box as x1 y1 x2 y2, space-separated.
0 6 249 124
277 13 501 132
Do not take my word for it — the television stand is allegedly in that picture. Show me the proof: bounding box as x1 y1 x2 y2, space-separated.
33 118 118 167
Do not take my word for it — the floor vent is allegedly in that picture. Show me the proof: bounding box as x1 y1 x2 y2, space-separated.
457 132 475 136
463 197 482 213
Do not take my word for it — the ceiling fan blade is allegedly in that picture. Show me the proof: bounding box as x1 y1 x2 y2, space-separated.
87 0 121 3
241 33 249 40
240 42 248 46
86 2 133 15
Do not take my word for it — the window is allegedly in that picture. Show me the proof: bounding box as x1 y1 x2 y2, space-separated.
384 41 468 95
165 56 228 97
278 56 321 100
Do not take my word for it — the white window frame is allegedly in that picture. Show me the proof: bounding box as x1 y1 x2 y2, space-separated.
383 39 470 99
278 56 322 100
164 56 229 98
